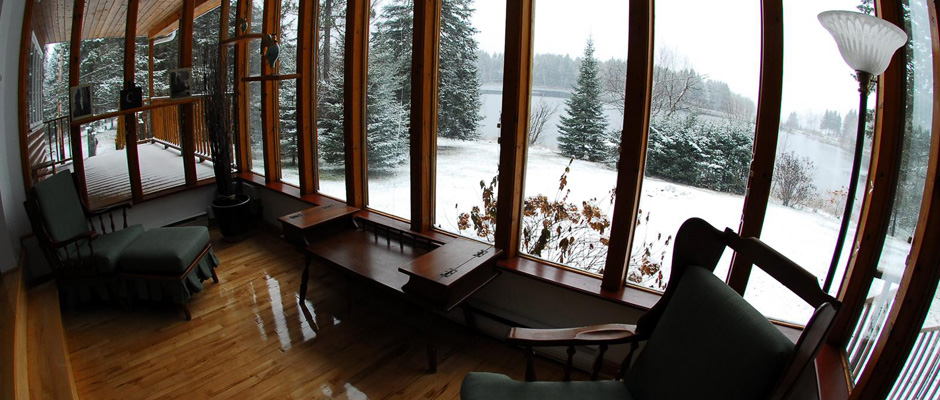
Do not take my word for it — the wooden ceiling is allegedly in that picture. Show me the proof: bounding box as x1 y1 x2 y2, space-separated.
32 0 220 45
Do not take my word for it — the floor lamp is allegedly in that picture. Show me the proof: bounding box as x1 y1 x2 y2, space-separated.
817 10 907 293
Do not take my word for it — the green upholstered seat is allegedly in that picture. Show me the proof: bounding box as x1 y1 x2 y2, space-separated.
119 226 210 274
462 372 633 400
32 171 89 242
624 265 794 400
65 225 145 273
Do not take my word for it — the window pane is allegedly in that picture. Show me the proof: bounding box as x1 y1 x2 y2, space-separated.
846 0 933 383
519 0 629 274
278 0 300 186
366 0 412 219
437 0 502 239
79 29 131 208
317 0 347 200
249 80 265 174
747 0 870 325
279 80 299 185
633 0 760 291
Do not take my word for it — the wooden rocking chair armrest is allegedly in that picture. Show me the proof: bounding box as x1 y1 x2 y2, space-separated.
86 200 133 217
49 230 99 248
507 323 641 347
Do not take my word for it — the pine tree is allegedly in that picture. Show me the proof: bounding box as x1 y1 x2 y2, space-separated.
317 0 347 170
556 39 609 162
437 0 482 140
370 0 413 109
366 50 409 172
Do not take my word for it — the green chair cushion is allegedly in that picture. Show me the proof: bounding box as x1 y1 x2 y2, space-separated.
461 372 633 400
58 224 145 274
33 172 89 243
119 226 210 275
625 265 794 400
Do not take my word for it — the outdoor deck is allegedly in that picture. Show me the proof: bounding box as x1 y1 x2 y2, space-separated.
81 142 214 208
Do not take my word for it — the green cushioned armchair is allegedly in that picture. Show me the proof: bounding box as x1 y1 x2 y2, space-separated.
461 218 841 400
24 171 142 301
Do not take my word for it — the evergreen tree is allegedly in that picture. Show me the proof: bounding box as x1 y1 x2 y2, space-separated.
370 0 413 108
437 0 483 140
556 39 609 162
366 49 409 172
318 0 347 170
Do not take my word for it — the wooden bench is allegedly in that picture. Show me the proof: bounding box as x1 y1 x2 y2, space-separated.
279 205 501 371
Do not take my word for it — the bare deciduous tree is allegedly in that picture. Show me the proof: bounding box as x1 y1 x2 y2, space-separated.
528 98 559 145
772 151 817 208
651 47 704 119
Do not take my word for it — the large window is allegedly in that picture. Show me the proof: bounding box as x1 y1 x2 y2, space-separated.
365 0 413 219
845 0 934 383
317 0 347 200
518 0 629 275
746 0 870 325
632 0 760 291
437 0 503 239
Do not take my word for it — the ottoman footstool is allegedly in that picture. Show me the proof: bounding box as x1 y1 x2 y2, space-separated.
118 226 220 320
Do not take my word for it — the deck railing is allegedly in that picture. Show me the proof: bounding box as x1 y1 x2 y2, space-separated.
847 289 939 399
887 325 940 400
28 115 72 183
147 95 212 160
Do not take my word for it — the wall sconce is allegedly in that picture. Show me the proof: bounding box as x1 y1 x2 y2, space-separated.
261 34 280 70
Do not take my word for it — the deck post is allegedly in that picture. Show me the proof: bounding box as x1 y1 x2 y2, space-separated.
124 0 144 201
179 0 198 186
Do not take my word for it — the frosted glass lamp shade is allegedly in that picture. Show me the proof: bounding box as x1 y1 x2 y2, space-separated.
818 11 907 75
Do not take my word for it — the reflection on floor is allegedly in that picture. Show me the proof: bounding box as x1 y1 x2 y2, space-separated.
82 143 215 208
62 230 576 399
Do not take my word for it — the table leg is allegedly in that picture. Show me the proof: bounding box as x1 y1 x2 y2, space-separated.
462 305 477 330
299 256 311 303
424 307 437 373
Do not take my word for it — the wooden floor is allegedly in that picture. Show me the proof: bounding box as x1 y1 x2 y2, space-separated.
61 230 575 399
82 143 215 208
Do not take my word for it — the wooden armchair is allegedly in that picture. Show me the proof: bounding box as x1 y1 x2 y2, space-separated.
24 171 144 301
461 218 840 400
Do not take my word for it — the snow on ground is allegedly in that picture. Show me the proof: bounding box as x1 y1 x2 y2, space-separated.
284 137 934 326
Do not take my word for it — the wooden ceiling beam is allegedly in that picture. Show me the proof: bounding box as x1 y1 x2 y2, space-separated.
147 0 217 38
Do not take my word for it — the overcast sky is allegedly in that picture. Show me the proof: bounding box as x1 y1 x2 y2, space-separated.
470 0 874 118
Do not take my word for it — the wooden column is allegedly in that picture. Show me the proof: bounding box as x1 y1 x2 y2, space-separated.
343 0 369 208
726 0 785 293
124 0 144 201
493 0 534 258
848 1 940 398
410 0 441 232
831 0 908 347
260 0 281 182
601 0 654 290
68 0 89 203
17 0 36 190
179 0 198 185
235 0 251 171
297 0 318 194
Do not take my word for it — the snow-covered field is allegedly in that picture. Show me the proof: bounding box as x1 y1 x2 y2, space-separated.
307 137 936 326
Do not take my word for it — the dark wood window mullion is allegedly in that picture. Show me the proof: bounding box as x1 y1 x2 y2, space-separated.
68 0 90 203
410 0 441 232
179 0 198 186
261 0 282 182
297 0 318 195
124 0 144 201
847 0 940 398
343 0 369 208
726 0 784 294
17 0 37 191
235 0 252 172
493 0 534 259
601 0 654 291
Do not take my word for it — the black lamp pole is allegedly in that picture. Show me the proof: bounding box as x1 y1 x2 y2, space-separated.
823 70 874 293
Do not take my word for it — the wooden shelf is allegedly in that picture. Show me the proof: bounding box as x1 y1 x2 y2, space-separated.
241 74 301 83
70 97 198 127
220 33 264 46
